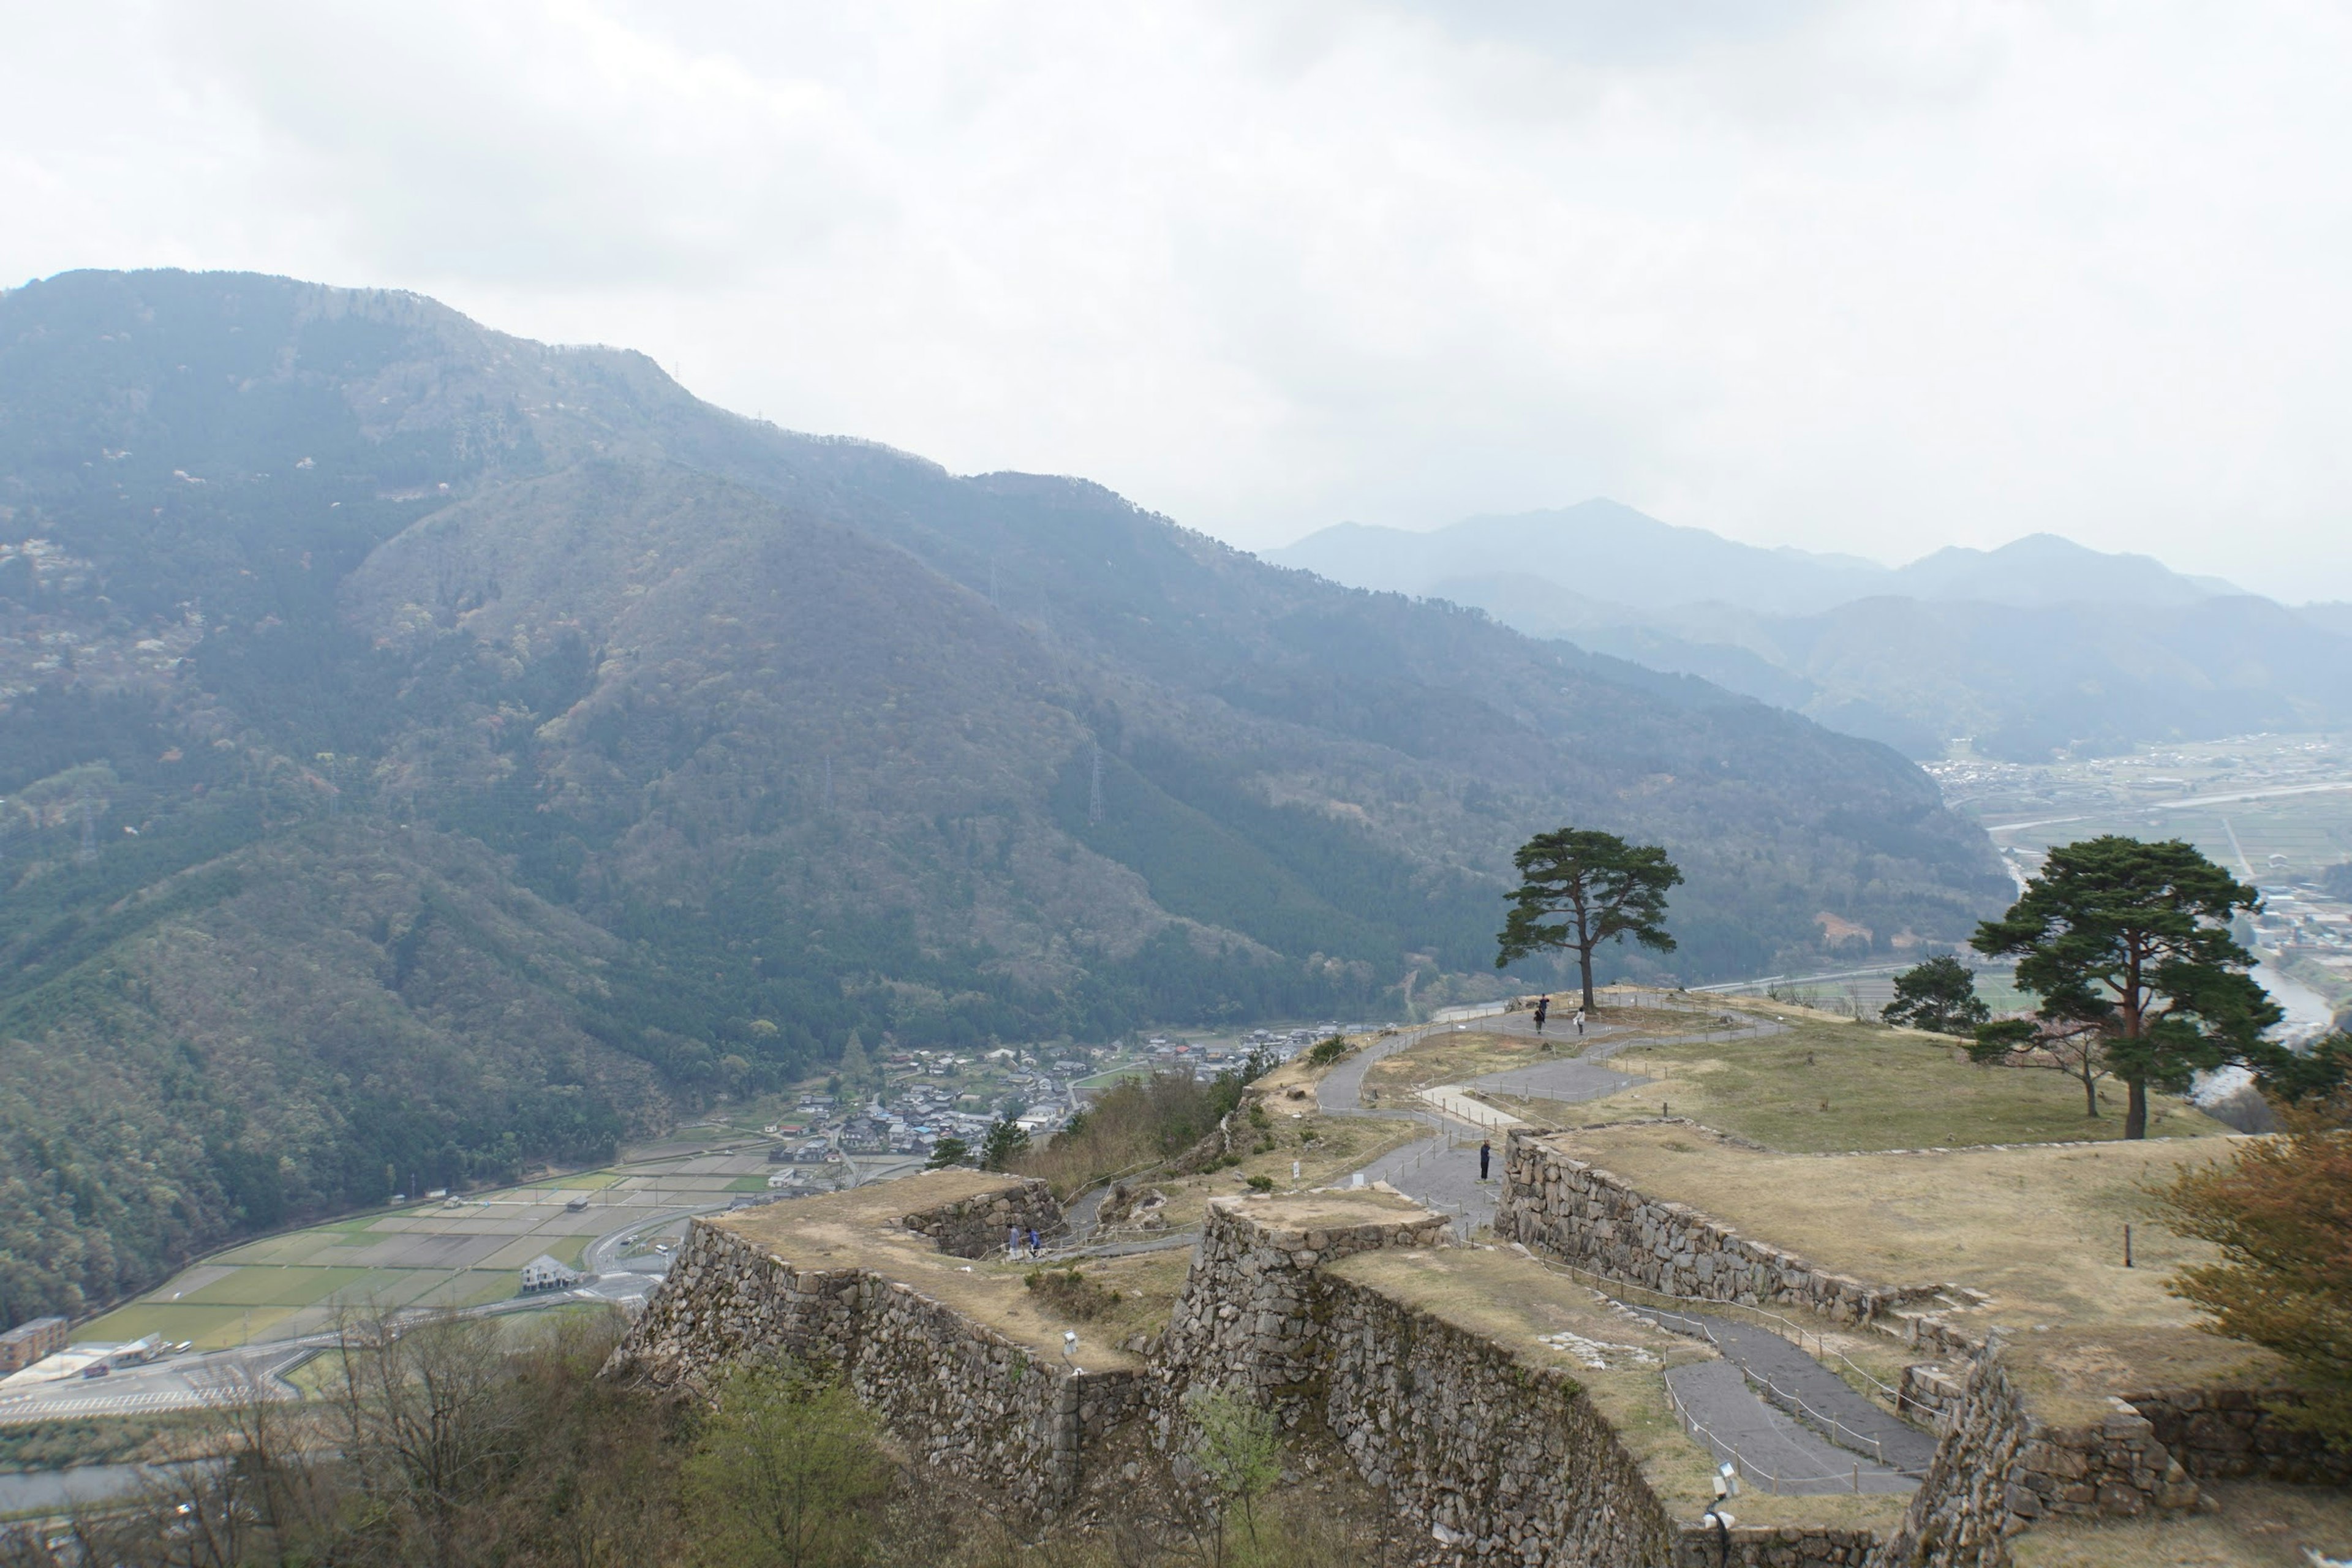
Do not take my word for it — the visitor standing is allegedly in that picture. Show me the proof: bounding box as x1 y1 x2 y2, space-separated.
1479 1139 1491 1182
1534 995 1549 1033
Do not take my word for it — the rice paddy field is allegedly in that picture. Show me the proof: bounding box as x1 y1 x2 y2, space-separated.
77 1147 796 1350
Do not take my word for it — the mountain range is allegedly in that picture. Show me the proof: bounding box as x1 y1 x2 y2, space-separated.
0 269 2004 1318
1273 503 2352 759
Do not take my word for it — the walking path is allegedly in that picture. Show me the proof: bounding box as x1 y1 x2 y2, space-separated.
1323 1000 1917 1495
1648 1310 1937 1476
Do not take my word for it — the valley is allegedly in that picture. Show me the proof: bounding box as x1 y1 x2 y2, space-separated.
0 269 2008 1324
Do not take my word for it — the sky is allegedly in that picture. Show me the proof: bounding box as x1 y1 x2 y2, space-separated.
4 2 2351 600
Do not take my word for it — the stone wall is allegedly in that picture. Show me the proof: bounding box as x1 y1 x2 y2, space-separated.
610 1217 1134 1513
2127 1387 2352 1486
900 1178 1066 1258
1495 1134 2235 1568
1494 1130 1937 1325
1150 1197 1883 1568
1152 1196 1450 1427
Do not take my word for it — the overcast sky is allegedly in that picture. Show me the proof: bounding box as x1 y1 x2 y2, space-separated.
6 2 2351 600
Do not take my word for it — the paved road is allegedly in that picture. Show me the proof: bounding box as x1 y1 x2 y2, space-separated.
1322 1014 1651 1235
1665 1362 1915 1496
1650 1309 1933 1480
1322 1003 1920 1496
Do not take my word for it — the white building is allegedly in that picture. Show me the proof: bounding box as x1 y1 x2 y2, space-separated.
520 1254 581 1292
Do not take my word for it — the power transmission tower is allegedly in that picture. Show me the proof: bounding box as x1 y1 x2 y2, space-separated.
1088 744 1105 826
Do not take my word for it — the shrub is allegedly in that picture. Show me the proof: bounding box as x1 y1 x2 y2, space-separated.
1023 1267 1119 1321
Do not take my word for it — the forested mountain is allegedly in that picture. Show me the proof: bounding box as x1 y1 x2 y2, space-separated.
0 269 2006 1316
1274 505 2350 759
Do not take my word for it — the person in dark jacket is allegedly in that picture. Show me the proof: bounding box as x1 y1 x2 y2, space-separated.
1534 995 1549 1034
1479 1139 1492 1182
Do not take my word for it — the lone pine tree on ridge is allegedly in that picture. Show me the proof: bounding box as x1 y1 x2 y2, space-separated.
1495 827 1682 1014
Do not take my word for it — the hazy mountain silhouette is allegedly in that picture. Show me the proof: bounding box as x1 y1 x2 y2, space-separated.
1271 505 2346 759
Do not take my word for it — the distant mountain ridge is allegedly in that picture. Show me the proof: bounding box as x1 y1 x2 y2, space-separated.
1270 505 2346 760
1272 505 2241 616
0 268 2007 1317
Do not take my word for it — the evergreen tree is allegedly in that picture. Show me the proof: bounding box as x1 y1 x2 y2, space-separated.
923 1136 970 1170
1495 827 1682 1013
979 1117 1030 1172
1881 955 1991 1035
836 1031 870 1093
1971 836 2278 1139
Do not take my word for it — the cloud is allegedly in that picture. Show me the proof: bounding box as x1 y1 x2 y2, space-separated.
2 1 2348 598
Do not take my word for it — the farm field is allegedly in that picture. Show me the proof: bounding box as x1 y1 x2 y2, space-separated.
76 1145 799 1351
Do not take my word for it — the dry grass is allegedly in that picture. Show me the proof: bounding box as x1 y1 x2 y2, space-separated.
713 1172 1152 1368
1362 1030 1552 1099
1526 1016 2231 1153
1102 1110 1423 1238
2011 1478 2352 1568
1539 1123 2282 1420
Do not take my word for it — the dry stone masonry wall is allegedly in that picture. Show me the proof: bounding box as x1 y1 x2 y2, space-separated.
1151 1196 1450 1426
900 1178 1066 1257
1494 1132 2321 1568
616 1165 2328 1568
610 1216 1134 1514
1494 1131 1937 1325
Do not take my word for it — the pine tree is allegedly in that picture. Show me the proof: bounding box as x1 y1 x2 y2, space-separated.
1972 836 2278 1139
1495 827 1682 1012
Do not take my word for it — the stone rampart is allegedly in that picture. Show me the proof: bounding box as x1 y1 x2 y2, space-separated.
1494 1134 2248 1567
1153 1196 1880 1567
611 1214 1134 1513
2125 1387 2352 1486
1152 1194 1449 1426
900 1178 1066 1257
1316 1268 1675 1566
1494 1130 1937 1325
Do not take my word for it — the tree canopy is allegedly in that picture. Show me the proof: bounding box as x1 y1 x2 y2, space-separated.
2165 1079 2352 1451
1971 836 2278 1139
1495 827 1681 1012
1880 955 1992 1035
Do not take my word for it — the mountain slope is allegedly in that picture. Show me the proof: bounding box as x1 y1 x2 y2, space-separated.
1273 503 2345 759
0 269 2008 1315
